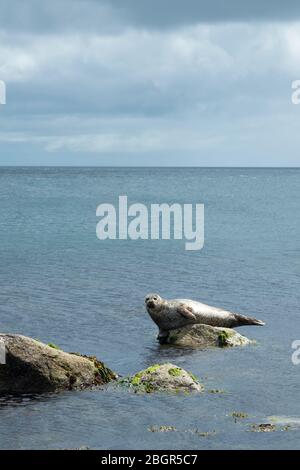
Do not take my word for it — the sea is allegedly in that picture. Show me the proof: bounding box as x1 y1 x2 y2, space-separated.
0 167 299 449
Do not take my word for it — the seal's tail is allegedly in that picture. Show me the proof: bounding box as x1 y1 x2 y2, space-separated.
234 314 265 327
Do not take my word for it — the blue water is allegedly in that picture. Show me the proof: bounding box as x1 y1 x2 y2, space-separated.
0 167 299 449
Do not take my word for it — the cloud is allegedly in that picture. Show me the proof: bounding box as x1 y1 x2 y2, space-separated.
109 0 300 27
2 0 300 34
1 23 299 116
0 4 300 165
0 0 124 34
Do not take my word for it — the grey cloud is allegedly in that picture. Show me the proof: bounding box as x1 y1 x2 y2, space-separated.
2 0 300 34
1 3 300 166
1 23 298 119
0 0 123 34
109 0 300 27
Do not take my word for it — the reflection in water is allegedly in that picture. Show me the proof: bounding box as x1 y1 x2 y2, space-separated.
144 342 203 366
0 392 60 407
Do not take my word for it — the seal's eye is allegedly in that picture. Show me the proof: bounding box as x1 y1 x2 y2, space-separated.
153 297 157 301
145 297 149 302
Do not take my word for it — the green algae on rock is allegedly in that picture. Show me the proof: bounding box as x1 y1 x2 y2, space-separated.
122 363 204 394
231 412 249 419
168 367 182 377
47 343 61 350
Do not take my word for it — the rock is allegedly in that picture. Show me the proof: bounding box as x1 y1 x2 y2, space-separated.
122 363 204 394
62 446 91 450
268 416 300 429
0 334 116 393
165 324 253 348
250 423 277 433
148 426 177 433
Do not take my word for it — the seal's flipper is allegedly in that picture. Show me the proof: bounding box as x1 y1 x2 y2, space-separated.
157 329 169 344
177 305 197 321
233 313 265 327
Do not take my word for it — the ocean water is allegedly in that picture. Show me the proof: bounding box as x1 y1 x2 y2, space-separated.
0 167 299 450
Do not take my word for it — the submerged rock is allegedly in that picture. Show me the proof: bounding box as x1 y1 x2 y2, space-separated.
165 324 253 348
122 363 204 394
268 416 300 429
0 334 116 393
250 423 277 433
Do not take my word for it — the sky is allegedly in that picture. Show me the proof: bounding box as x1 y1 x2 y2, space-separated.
0 0 300 166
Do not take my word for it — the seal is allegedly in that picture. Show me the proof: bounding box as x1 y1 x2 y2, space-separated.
145 293 265 341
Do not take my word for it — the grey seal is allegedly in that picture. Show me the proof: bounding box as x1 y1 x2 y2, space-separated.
145 293 265 342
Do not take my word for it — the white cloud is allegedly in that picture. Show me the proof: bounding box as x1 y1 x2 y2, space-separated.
1 21 300 164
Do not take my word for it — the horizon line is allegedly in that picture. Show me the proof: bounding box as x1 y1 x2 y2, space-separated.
0 165 299 169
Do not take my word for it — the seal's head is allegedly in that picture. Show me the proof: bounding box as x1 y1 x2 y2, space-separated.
144 293 163 311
